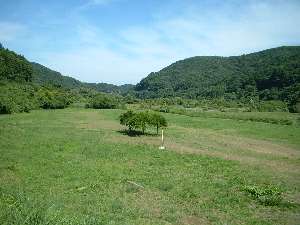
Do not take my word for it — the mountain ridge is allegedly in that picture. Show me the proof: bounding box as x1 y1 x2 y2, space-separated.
135 46 300 111
31 62 134 95
1 44 299 111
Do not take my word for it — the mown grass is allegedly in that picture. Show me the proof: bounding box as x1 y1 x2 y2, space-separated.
164 106 299 126
0 108 299 224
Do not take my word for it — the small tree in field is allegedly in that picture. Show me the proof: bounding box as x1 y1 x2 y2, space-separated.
137 111 152 134
119 110 167 135
119 110 137 132
149 113 168 134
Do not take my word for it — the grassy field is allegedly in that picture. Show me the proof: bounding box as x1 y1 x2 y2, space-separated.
0 108 300 224
165 106 299 126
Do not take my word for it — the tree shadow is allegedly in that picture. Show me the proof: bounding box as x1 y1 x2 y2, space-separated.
278 200 300 209
117 130 158 137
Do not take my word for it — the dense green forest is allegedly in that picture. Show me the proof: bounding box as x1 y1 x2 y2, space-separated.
86 82 135 95
1 44 300 113
135 46 300 111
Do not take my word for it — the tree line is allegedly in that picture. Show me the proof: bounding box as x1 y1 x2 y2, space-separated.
1 43 299 114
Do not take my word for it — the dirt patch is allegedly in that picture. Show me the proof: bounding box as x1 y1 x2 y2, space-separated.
75 111 121 131
174 126 300 159
181 215 210 225
0 169 21 185
135 190 163 218
103 125 300 182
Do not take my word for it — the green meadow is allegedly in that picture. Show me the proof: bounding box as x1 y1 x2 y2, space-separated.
0 108 299 224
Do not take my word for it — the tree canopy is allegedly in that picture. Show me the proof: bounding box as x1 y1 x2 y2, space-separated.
120 111 167 134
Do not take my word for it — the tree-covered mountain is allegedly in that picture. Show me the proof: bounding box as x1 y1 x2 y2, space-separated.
85 82 135 95
2 43 299 112
0 46 76 113
31 62 134 94
32 62 83 89
135 46 300 110
0 43 136 113
0 47 33 82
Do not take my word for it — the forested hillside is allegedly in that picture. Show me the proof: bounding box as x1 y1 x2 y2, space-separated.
0 46 78 113
1 44 300 113
0 44 133 114
85 82 135 95
0 45 32 82
135 46 300 111
32 62 83 89
32 62 134 94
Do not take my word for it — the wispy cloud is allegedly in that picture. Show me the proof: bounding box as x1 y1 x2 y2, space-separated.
0 22 27 42
90 0 117 5
5 0 300 84
76 0 119 11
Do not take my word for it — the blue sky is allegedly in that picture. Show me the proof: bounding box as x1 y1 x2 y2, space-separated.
1 0 300 84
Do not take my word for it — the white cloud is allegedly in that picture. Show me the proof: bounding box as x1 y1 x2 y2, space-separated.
40 0 300 84
77 0 118 11
0 22 26 42
90 0 116 5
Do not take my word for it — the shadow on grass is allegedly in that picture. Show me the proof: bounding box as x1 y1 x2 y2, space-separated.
117 130 158 137
279 201 300 209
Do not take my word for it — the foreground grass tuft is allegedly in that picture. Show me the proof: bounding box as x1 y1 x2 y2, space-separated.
243 185 283 206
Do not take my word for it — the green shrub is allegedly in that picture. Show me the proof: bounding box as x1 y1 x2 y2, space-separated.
243 185 283 206
159 106 170 113
36 87 71 109
290 101 300 113
257 100 288 112
120 110 137 132
86 93 120 109
0 83 36 114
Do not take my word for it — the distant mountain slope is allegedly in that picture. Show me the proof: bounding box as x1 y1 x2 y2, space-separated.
85 82 135 95
32 62 83 89
135 46 300 106
31 62 134 94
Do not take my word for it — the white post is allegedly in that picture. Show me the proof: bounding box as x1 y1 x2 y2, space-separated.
159 129 165 149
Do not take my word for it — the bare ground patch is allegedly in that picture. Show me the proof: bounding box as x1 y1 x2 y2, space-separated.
74 111 121 131
172 126 300 159
181 215 210 225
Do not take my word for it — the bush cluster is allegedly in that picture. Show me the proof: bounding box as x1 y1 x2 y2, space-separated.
0 82 74 114
36 87 72 109
0 83 36 114
243 185 283 206
120 110 167 134
251 100 288 112
137 97 290 113
85 93 121 109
